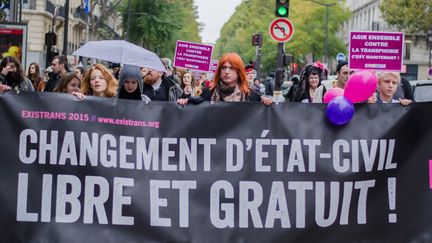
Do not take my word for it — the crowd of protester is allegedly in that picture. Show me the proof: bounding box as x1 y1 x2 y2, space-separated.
0 54 415 107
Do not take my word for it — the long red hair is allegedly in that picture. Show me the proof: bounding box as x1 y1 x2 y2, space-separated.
210 53 250 95
81 64 118 97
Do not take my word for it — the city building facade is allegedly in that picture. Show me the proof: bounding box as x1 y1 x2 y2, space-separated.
20 0 121 69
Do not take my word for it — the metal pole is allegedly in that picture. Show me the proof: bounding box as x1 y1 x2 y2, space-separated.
428 29 432 71
429 43 431 69
255 45 262 80
62 0 69 55
325 6 329 64
126 0 131 41
309 1 335 64
275 42 285 90
19 0 22 22
46 7 57 68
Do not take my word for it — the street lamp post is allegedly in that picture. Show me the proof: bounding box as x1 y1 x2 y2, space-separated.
125 1 149 42
126 0 131 41
428 29 432 70
309 0 336 65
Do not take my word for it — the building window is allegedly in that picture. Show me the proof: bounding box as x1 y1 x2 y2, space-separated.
23 0 36 10
372 21 379 31
404 41 411 60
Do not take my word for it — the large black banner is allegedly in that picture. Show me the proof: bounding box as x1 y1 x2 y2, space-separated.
1 92 432 243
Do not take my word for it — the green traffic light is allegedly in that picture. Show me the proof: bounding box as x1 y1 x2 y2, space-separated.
277 6 288 16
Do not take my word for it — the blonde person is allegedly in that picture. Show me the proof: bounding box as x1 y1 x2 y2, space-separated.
81 64 118 97
53 72 81 94
368 72 412 106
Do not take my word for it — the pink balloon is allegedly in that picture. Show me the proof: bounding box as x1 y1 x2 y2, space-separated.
344 70 377 103
323 87 344 103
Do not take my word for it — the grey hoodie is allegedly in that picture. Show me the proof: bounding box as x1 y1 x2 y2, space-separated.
118 64 150 103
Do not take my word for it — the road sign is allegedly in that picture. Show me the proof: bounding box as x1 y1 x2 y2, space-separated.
269 18 294 43
336 52 346 61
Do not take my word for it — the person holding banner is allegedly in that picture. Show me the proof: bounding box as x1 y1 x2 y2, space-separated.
177 53 272 105
292 62 328 103
0 56 34 94
142 67 183 101
53 72 81 94
367 72 412 106
117 64 151 103
80 64 118 98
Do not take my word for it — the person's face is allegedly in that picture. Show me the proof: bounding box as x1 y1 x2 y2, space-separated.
220 62 238 86
379 75 398 98
183 82 192 95
74 68 83 79
51 58 63 74
90 69 108 96
143 68 162 85
337 65 350 85
66 78 81 93
29 65 36 74
246 70 255 83
308 74 320 89
1 62 17 75
141 67 149 78
199 74 207 81
182 73 192 85
124 78 139 93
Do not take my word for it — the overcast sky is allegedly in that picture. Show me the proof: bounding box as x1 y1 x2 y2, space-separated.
194 0 243 44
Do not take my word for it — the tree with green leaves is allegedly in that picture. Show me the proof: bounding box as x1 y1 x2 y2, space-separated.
85 0 122 40
119 0 201 59
380 0 432 33
214 0 350 74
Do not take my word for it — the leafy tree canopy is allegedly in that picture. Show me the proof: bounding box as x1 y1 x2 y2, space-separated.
119 0 202 59
214 0 350 73
380 0 432 33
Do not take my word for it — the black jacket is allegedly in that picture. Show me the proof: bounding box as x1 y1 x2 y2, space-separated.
142 76 183 101
200 87 262 102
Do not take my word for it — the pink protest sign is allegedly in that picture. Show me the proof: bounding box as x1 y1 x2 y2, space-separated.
173 40 214 72
349 31 404 71
209 59 219 73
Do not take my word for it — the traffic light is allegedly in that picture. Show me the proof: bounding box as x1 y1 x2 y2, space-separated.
44 32 57 46
252 33 263 47
275 0 289 18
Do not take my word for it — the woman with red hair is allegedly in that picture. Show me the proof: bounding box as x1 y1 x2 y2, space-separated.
177 53 271 105
81 64 118 97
